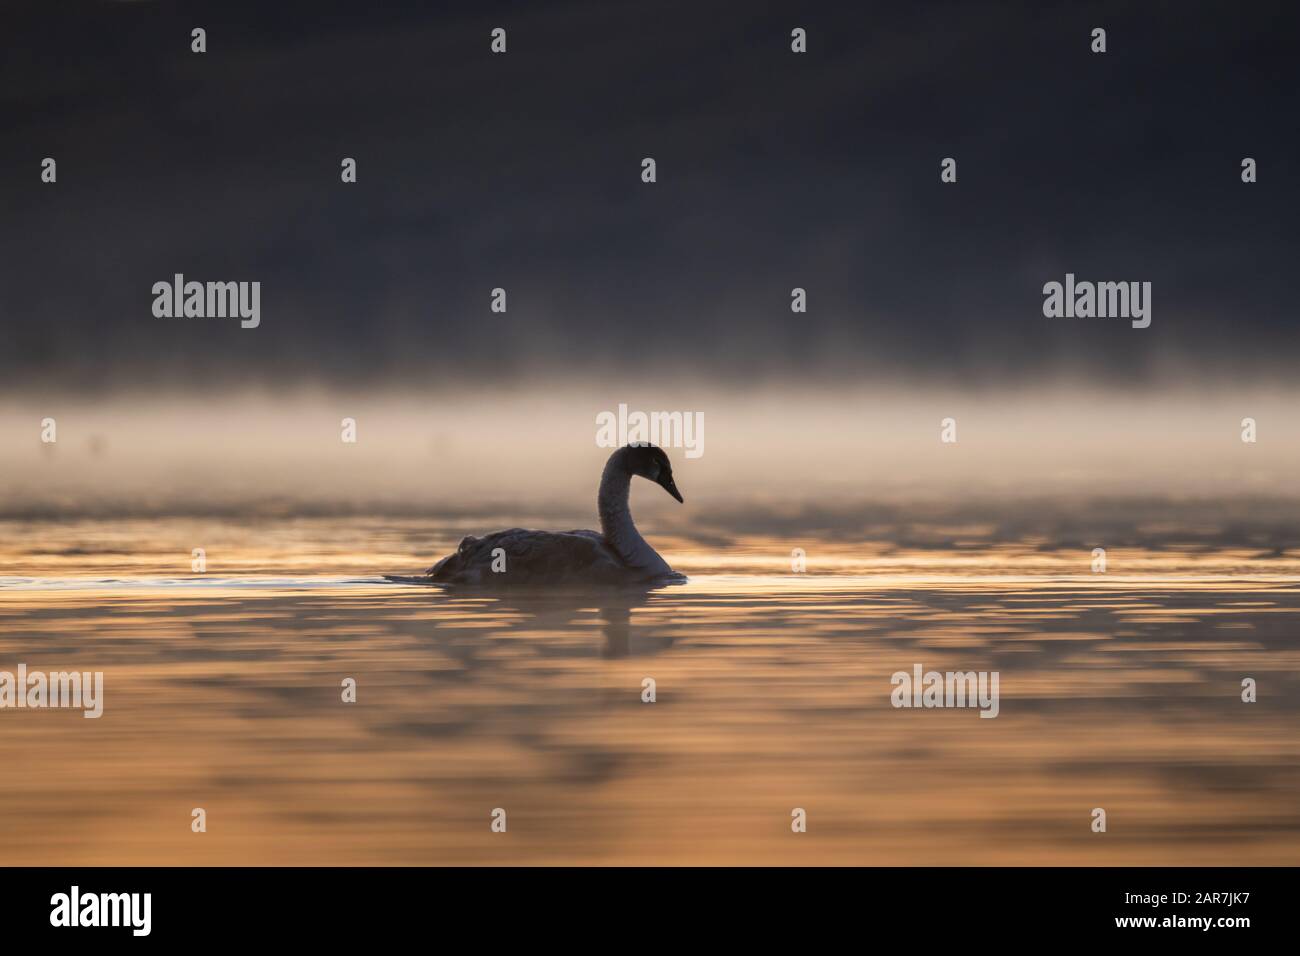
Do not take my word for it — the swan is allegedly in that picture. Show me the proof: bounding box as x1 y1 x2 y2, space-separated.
424 444 685 587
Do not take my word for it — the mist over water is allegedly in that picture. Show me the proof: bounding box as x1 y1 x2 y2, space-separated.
5 383 1299 520
5 378 1297 864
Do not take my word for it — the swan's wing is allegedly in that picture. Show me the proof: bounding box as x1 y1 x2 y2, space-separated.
427 529 625 586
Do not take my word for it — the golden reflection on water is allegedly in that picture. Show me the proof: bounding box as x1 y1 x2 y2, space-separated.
1 518 1298 865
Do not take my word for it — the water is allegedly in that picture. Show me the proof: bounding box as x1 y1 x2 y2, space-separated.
2 516 1298 864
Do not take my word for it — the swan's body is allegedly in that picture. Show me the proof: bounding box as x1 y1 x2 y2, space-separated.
426 445 684 588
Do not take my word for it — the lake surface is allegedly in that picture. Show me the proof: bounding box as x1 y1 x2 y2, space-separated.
2 515 1298 864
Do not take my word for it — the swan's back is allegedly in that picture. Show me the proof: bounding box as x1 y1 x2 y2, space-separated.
428 528 641 587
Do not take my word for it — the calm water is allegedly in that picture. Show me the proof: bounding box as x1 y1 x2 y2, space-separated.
2 516 1298 865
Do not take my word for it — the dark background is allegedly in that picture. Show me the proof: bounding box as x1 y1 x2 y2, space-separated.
3 866 1285 942
2 0 1295 393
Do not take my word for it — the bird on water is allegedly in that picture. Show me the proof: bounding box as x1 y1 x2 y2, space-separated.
424 444 685 587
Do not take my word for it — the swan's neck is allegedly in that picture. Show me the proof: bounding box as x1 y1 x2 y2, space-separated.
598 459 671 574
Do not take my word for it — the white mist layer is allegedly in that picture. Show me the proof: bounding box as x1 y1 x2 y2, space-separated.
2 384 1297 516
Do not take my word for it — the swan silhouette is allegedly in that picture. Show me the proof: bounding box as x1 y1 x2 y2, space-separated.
425 444 685 587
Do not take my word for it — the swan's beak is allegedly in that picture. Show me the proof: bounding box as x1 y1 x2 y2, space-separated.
659 475 684 503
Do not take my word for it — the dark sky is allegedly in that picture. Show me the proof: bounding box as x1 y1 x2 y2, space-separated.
2 0 1296 393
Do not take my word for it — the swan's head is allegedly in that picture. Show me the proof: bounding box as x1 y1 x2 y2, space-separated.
625 444 683 503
